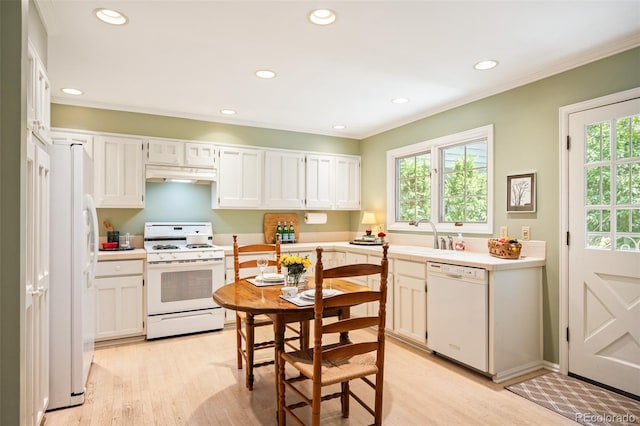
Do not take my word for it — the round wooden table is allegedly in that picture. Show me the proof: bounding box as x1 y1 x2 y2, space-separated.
213 278 371 416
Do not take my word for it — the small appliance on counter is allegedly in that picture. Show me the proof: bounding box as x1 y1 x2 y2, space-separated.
100 221 133 250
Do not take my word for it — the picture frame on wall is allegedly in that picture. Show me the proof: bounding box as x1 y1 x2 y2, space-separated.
507 172 536 213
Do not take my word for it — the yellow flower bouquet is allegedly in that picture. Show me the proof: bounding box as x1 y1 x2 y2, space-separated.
279 253 312 285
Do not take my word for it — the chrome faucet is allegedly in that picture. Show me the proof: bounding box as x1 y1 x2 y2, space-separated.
410 219 439 249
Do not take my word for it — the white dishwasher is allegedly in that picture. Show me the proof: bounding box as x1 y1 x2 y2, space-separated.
427 262 488 372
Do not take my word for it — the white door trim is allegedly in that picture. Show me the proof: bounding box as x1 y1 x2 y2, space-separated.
558 87 640 375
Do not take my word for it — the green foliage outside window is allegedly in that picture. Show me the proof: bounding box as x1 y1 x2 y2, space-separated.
396 140 488 224
441 142 488 223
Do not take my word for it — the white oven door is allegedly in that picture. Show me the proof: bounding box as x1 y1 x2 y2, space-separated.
147 260 223 315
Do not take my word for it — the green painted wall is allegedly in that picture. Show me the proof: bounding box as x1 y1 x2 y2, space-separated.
360 47 640 363
1 1 27 423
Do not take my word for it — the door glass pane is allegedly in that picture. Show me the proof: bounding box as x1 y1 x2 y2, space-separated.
586 121 611 163
615 115 640 159
584 114 640 252
587 208 611 233
585 165 610 205
161 270 212 302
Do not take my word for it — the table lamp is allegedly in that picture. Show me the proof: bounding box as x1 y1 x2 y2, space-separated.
361 211 377 236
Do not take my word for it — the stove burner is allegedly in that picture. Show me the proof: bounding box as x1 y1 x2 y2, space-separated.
186 244 214 249
152 244 179 250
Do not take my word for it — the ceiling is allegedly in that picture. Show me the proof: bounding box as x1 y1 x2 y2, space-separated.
36 1 640 140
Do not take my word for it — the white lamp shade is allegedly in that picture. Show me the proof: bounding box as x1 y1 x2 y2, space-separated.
361 212 377 225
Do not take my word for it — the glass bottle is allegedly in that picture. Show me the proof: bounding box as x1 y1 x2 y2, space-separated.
289 221 295 243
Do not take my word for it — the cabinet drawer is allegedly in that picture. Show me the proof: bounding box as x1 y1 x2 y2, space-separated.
96 259 143 277
395 260 426 279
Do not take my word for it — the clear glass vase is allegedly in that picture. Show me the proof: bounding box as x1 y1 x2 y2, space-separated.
286 265 306 287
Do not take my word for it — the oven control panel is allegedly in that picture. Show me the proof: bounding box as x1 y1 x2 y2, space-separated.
147 250 224 263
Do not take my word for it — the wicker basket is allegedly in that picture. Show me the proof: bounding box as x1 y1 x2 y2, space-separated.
488 240 522 259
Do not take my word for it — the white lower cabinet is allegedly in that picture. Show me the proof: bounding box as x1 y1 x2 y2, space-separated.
394 259 427 345
95 259 144 341
344 251 368 317
368 254 393 330
341 251 393 330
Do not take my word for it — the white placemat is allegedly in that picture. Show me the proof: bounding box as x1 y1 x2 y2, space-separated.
280 290 343 306
247 277 284 287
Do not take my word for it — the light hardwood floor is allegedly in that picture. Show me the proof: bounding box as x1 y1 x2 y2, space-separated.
43 326 573 425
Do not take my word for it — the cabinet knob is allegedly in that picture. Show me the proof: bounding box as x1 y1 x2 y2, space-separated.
115 265 121 271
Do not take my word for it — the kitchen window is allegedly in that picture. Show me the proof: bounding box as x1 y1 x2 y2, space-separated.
386 125 494 234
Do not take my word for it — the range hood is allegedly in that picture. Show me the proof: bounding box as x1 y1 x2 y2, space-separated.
145 164 217 184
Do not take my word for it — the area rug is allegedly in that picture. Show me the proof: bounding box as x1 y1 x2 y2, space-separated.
506 372 639 426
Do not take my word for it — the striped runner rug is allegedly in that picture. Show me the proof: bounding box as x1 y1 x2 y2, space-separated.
506 372 639 426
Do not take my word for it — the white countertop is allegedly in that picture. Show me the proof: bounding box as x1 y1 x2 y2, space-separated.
220 241 545 271
96 243 544 271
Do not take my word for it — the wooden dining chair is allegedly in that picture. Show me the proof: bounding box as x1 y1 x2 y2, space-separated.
277 244 389 426
233 234 302 390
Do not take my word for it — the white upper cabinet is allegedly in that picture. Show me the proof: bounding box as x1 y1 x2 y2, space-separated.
214 146 263 208
147 139 217 168
147 139 184 165
305 154 335 209
50 131 94 159
334 155 361 210
264 150 306 209
27 41 51 143
94 135 145 208
185 142 216 168
306 154 360 210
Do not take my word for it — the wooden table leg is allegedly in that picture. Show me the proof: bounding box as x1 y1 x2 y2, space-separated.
272 314 286 425
301 320 310 350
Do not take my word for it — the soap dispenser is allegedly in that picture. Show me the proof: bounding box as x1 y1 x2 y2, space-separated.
454 233 466 251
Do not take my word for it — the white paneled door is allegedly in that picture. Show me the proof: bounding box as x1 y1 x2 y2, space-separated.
568 97 640 396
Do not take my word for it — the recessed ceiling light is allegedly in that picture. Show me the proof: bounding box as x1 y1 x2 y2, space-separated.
392 98 410 104
308 8 337 25
332 125 346 130
61 88 83 96
474 60 498 70
220 109 237 115
255 69 276 79
94 8 128 25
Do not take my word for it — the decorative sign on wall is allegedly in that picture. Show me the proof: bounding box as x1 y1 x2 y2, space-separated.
507 172 536 213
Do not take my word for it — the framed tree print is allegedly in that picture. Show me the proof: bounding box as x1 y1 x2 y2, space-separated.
507 172 536 213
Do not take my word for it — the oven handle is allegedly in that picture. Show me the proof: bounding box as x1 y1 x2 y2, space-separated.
146 259 223 269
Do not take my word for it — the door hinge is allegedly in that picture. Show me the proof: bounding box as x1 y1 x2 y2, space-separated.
566 327 570 342
425 331 428 340
566 135 571 150
566 231 570 246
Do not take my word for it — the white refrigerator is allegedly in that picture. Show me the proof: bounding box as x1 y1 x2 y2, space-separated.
48 142 99 409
